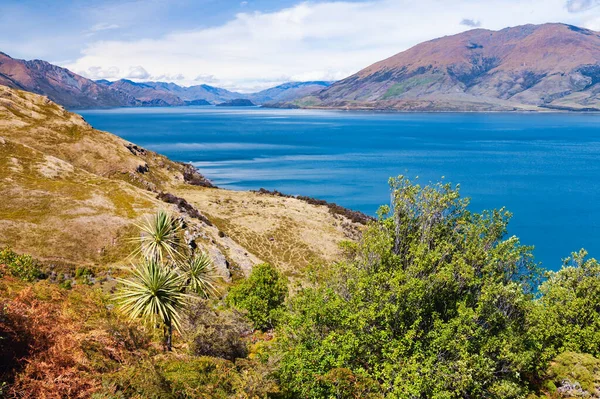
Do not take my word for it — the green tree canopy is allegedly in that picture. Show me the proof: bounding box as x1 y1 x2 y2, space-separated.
276 176 543 398
531 250 600 364
227 263 288 331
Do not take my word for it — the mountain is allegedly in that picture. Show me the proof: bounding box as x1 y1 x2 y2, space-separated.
96 79 333 106
132 81 331 105
0 52 139 108
248 81 331 104
282 23 600 111
95 78 243 105
0 51 329 108
97 79 185 106
141 81 243 104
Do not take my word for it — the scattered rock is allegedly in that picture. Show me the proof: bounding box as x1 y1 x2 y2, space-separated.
156 192 213 226
136 163 149 174
182 163 216 188
125 143 147 156
205 246 232 281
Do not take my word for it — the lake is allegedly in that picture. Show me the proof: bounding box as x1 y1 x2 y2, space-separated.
79 106 600 270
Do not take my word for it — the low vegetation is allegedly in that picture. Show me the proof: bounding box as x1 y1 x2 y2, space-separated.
227 263 288 331
0 247 43 281
2 177 600 398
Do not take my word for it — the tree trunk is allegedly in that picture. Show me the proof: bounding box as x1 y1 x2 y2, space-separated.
164 319 173 351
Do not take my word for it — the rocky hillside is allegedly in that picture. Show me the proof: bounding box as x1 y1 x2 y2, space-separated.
285 23 600 111
97 79 185 106
0 52 139 108
0 86 361 277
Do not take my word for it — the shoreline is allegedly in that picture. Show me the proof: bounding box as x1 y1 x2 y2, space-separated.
74 104 600 114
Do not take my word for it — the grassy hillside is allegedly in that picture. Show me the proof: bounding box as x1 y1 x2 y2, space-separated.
0 86 360 275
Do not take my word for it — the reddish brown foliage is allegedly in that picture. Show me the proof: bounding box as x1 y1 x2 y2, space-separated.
0 284 98 398
0 280 150 398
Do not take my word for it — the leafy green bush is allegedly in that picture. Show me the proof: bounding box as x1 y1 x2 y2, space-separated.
274 177 542 398
530 251 600 366
75 267 94 285
227 263 287 330
0 247 42 282
59 280 72 290
98 356 279 399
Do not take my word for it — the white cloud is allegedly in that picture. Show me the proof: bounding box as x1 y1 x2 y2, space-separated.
460 18 482 27
583 15 600 30
154 73 186 81
90 22 120 32
566 0 600 12
84 22 120 37
194 74 219 84
64 0 592 91
125 65 150 79
81 65 121 80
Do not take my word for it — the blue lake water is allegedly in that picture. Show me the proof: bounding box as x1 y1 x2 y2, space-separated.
79 106 600 270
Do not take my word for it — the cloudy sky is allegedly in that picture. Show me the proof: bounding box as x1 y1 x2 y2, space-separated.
1 0 599 91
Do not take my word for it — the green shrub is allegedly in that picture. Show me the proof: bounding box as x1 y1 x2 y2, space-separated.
0 247 43 282
75 267 94 286
182 300 249 361
59 280 72 290
75 267 93 279
99 356 279 399
543 352 600 397
274 177 541 398
530 251 600 365
227 263 288 330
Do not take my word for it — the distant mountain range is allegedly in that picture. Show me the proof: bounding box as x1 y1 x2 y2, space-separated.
280 23 600 111
0 51 332 109
0 52 139 108
95 79 332 107
2 23 600 111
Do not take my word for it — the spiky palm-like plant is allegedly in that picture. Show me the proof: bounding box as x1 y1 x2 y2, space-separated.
178 251 220 298
116 259 187 351
133 210 183 263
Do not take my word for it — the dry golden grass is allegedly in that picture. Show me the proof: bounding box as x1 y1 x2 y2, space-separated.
0 137 162 266
0 87 190 267
176 187 362 276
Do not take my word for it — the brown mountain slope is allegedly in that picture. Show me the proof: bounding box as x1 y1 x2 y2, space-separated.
98 79 186 106
0 86 359 276
0 52 140 108
288 23 600 111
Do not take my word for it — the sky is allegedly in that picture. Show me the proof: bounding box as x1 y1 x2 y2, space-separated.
1 0 599 92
